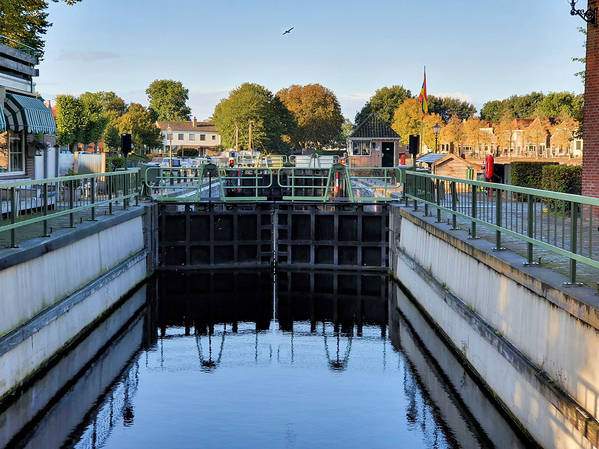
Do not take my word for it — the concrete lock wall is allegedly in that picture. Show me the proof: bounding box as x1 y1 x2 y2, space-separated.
391 206 599 449
0 210 149 401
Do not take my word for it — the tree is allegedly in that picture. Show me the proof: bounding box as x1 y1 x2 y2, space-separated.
331 118 354 147
391 99 422 146
0 0 81 59
146 80 192 121
103 123 121 151
276 84 344 148
480 100 504 123
524 115 551 157
535 92 583 122
550 117 579 156
494 113 516 156
462 117 486 156
212 83 295 154
480 92 545 122
79 92 110 150
55 95 84 151
355 85 412 125
439 115 465 155
118 103 161 153
427 96 476 123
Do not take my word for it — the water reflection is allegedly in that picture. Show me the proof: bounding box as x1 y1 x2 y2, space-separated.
3 271 530 449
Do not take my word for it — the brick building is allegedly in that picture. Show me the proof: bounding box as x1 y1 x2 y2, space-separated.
583 0 599 196
347 113 405 167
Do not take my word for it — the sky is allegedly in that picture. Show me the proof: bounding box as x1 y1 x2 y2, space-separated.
38 0 586 121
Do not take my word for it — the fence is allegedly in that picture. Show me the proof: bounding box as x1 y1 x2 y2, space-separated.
402 169 599 285
0 169 140 248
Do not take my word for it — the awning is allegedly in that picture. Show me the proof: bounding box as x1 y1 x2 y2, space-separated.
4 93 56 135
0 103 5 133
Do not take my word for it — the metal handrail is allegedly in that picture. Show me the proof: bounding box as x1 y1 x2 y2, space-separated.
402 169 599 285
0 34 38 55
0 169 141 248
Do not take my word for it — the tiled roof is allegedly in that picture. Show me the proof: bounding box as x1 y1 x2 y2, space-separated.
511 118 534 130
156 120 218 133
349 113 400 139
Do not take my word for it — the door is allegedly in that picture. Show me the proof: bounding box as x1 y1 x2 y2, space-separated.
382 142 394 167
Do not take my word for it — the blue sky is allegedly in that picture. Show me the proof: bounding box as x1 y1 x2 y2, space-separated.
39 0 586 121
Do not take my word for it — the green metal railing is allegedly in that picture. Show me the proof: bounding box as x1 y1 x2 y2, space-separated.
346 167 402 203
402 169 599 285
0 34 38 56
0 169 140 248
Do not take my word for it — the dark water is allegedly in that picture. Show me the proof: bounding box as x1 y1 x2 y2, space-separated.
1 271 530 449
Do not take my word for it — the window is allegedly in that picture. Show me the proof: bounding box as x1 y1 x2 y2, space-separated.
200 134 206 141
178 133 184 140
576 141 582 150
212 135 216 140
0 131 24 174
352 141 371 156
189 133 195 141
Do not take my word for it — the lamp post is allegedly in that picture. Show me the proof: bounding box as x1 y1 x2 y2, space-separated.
166 126 173 170
433 123 441 154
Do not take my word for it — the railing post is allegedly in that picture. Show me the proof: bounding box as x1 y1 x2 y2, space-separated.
123 173 128 210
10 187 17 247
90 177 96 221
413 176 418 212
568 201 578 284
69 180 75 228
424 178 429 216
471 185 477 238
451 181 457 230
108 175 113 215
401 170 407 204
436 179 441 223
494 189 503 250
135 172 139 207
526 194 534 264
42 183 49 237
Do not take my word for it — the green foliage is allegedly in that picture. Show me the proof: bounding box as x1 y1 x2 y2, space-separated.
103 122 121 151
0 0 81 58
354 85 412 125
105 156 125 172
212 83 295 154
78 92 110 145
541 165 582 212
535 92 584 122
118 103 161 152
55 95 84 149
480 92 545 122
276 84 344 148
146 79 191 121
511 161 557 189
331 118 354 147
177 148 199 157
427 96 476 123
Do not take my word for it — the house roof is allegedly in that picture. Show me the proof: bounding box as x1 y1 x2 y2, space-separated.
156 120 218 133
429 154 481 169
511 118 534 130
349 113 400 139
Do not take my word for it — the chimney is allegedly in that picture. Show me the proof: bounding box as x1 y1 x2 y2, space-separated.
193 116 197 127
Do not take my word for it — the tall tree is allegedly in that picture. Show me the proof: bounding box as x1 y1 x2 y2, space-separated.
391 99 422 146
118 103 161 153
55 94 84 151
427 96 476 123
355 85 412 126
0 0 81 58
78 92 110 149
535 92 583 122
550 117 579 156
146 80 192 121
479 100 505 123
439 115 465 155
524 115 551 157
493 113 516 156
480 92 545 122
462 117 485 156
276 84 344 148
212 83 295 154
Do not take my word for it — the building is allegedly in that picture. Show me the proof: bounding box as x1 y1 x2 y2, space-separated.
156 118 222 156
0 40 56 180
347 113 405 167
417 153 482 180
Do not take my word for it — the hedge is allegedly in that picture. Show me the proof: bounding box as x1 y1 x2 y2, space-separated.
105 154 150 172
510 161 557 189
541 165 582 213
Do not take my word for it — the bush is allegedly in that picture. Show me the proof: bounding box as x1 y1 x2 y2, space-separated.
541 165 582 212
177 148 199 157
510 162 557 189
105 156 126 172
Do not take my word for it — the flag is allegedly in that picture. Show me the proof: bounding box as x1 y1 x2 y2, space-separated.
418 68 428 120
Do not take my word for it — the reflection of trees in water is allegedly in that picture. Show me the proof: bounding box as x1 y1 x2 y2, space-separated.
72 360 140 449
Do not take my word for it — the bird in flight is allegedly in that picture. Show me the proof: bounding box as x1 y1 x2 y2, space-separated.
282 27 294 35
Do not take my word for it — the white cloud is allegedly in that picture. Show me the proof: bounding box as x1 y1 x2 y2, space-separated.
57 51 119 62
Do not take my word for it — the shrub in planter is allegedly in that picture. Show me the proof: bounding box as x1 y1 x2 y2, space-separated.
541 164 582 213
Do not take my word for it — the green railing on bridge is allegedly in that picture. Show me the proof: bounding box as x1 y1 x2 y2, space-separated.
402 169 599 285
0 169 140 248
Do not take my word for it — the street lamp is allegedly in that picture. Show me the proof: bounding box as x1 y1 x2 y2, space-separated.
433 123 441 154
570 0 597 26
166 125 173 170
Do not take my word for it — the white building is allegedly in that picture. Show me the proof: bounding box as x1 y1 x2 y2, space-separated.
156 117 222 156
